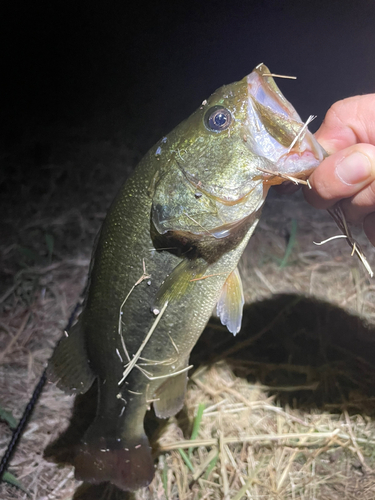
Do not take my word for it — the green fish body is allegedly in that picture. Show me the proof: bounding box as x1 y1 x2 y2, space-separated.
49 64 325 491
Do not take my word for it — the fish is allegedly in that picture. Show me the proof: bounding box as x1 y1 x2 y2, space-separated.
48 63 325 491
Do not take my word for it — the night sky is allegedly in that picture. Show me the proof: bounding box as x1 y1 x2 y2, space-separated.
1 0 375 157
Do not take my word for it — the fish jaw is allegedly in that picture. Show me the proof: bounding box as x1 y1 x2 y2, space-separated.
244 63 326 180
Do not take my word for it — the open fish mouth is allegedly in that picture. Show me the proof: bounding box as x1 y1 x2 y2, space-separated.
244 63 325 176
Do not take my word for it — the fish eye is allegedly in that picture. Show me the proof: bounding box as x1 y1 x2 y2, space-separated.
204 106 232 132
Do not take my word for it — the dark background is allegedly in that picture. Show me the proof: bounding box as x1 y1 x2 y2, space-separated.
2 0 375 157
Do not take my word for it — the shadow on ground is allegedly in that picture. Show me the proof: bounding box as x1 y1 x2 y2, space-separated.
44 293 375 499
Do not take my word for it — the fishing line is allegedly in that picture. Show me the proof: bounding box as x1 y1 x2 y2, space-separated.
0 301 82 481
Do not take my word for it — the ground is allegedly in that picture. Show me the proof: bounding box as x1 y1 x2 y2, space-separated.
1 123 375 500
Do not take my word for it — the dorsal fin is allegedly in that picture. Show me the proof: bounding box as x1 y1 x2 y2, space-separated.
216 267 244 336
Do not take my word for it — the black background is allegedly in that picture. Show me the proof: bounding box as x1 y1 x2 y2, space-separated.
2 0 375 156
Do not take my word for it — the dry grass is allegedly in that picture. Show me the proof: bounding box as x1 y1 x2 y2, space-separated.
0 259 87 500
1 133 375 500
144 361 375 500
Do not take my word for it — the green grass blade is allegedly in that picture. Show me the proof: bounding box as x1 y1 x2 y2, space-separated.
178 448 194 473
0 405 18 429
45 233 54 263
204 453 219 479
189 403 205 457
279 219 298 268
191 403 205 441
1 471 29 494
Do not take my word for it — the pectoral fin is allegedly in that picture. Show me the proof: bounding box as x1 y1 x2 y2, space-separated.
152 258 208 313
217 267 244 336
48 321 95 394
153 360 189 418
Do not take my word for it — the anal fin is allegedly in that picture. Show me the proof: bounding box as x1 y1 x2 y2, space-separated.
216 267 244 336
153 362 188 418
48 321 95 394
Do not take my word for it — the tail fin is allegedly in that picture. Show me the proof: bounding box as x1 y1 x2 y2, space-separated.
74 434 154 492
72 481 129 500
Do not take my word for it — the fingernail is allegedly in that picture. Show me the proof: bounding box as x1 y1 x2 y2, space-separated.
335 151 372 185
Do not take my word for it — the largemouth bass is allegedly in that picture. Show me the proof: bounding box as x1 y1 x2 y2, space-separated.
49 63 325 491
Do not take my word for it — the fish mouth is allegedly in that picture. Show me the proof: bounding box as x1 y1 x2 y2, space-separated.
244 63 326 175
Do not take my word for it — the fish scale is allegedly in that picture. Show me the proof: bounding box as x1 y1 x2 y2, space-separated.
48 63 326 491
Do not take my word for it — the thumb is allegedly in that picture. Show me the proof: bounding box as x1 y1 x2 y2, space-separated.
304 144 375 210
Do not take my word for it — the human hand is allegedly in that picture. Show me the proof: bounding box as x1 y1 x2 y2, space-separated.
303 95 375 246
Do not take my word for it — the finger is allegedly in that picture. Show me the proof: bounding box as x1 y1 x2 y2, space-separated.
363 212 375 246
303 144 375 210
315 94 375 154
